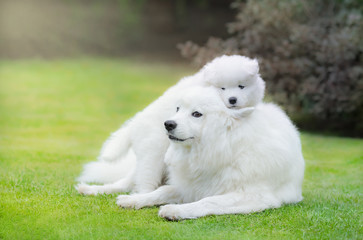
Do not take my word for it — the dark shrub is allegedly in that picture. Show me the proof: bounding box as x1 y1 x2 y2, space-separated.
179 0 363 136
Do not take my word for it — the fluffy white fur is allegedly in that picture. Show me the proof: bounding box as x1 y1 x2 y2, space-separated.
76 55 266 194
203 55 265 109
116 87 305 220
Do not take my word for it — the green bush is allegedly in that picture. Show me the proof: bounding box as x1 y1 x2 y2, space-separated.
179 0 363 136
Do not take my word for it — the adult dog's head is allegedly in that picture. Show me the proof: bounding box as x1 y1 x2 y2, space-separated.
202 55 265 109
164 87 253 146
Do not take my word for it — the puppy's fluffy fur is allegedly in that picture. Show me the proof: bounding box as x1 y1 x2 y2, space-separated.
116 87 304 220
203 55 265 109
76 55 265 194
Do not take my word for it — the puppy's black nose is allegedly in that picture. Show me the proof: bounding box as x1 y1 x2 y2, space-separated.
229 97 237 105
164 120 177 131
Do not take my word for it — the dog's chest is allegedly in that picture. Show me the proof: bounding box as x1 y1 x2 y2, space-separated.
170 157 238 202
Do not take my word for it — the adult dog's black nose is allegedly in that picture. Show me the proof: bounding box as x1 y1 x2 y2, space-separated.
164 120 177 131
229 97 237 105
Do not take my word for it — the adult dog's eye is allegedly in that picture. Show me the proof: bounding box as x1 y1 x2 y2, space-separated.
238 85 245 89
176 107 180 112
192 111 203 118
221 88 225 90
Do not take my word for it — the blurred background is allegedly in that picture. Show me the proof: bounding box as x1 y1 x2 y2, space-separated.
1 0 362 137
0 0 234 59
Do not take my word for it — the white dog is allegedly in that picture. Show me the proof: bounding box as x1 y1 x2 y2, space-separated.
116 87 305 220
76 55 266 194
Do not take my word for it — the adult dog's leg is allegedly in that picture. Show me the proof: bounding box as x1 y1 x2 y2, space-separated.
76 171 134 195
158 191 282 220
116 185 181 209
133 150 167 193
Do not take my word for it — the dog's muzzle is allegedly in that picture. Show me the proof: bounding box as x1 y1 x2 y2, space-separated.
164 120 177 132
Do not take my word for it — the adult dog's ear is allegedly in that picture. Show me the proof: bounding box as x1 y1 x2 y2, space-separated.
226 107 255 119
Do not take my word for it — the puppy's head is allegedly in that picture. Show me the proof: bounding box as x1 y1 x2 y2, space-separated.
164 87 253 146
202 55 265 109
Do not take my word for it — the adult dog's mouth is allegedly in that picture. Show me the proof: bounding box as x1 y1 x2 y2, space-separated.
168 135 194 142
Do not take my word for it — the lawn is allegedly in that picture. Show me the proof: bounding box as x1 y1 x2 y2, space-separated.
0 59 362 240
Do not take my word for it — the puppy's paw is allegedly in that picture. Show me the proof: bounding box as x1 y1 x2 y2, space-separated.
116 195 144 209
158 204 196 221
75 183 99 196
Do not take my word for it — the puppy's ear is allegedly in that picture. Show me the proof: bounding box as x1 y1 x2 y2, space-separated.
246 59 259 77
226 107 255 119
202 64 215 84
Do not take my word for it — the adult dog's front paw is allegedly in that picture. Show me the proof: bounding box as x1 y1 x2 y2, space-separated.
116 195 145 209
158 204 196 221
75 183 99 196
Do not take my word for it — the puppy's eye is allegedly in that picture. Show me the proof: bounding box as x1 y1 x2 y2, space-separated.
238 85 245 89
192 111 203 118
176 107 180 112
221 88 225 90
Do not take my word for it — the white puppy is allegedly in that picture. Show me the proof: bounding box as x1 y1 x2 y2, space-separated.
76 55 265 195
116 87 305 220
203 55 265 109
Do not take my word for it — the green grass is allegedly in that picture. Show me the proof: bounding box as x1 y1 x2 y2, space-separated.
0 59 362 240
